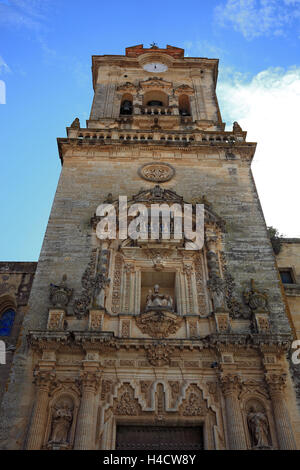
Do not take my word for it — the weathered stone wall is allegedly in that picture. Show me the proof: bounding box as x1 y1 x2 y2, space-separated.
0 262 36 407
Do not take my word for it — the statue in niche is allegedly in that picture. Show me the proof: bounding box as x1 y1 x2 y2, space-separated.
94 273 110 309
49 398 73 444
207 275 226 311
247 406 270 448
145 284 173 311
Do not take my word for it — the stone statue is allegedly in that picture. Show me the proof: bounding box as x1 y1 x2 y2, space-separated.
207 275 226 311
247 407 270 448
233 121 243 133
49 399 73 444
70 117 80 128
145 284 173 310
94 273 110 309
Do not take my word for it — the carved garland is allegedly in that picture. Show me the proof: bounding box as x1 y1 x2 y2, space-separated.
111 253 123 314
73 249 98 317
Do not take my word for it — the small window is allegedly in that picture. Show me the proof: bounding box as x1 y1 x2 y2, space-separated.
279 269 294 284
0 309 15 336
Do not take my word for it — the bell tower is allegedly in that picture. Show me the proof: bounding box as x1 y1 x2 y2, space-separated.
0 44 299 451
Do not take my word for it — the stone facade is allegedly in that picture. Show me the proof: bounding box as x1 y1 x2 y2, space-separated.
0 44 299 450
0 262 37 406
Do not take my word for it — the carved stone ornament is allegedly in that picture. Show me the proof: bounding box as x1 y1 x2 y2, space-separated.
174 84 194 95
139 76 172 90
146 342 174 366
179 384 207 416
50 275 73 308
117 82 138 93
136 309 182 339
73 249 97 317
113 383 141 416
243 279 268 312
47 310 65 330
138 162 175 183
133 185 183 204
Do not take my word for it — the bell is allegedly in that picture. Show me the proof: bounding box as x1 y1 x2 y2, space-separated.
120 100 132 115
147 100 163 107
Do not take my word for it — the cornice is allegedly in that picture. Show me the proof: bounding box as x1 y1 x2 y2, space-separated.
57 136 256 165
27 330 292 354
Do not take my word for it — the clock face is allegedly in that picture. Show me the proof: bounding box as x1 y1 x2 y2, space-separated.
143 62 168 73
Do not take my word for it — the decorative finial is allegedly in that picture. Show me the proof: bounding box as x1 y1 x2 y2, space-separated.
150 42 158 49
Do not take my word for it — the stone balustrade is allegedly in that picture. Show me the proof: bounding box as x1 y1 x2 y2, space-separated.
67 129 243 144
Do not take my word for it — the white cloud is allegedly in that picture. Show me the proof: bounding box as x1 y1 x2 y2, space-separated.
0 0 51 29
215 0 300 39
183 40 226 59
217 66 300 237
0 56 10 74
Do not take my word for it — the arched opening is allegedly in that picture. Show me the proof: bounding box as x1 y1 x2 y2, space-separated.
143 91 168 108
178 94 191 116
120 94 133 115
0 309 15 336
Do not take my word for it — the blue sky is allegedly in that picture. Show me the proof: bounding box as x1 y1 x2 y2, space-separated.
1 0 300 261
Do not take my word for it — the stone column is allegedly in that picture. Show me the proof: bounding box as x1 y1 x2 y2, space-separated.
266 373 297 450
26 370 56 450
74 370 100 450
219 374 247 450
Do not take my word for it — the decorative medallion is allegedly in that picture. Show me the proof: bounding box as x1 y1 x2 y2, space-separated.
50 275 73 308
138 162 175 183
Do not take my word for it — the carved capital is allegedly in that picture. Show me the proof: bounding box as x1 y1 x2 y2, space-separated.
78 370 101 393
219 373 242 397
265 372 287 396
33 369 56 391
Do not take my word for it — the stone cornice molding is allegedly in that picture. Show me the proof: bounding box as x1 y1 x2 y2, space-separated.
28 331 293 356
57 137 256 165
